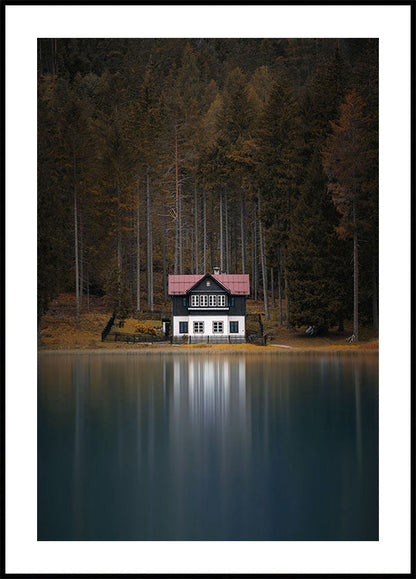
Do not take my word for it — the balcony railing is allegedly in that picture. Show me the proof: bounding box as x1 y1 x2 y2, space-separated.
188 306 229 310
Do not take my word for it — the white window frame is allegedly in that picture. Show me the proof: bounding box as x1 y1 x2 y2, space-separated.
218 294 226 307
200 294 208 308
209 295 216 307
191 294 199 307
193 321 204 333
213 321 223 333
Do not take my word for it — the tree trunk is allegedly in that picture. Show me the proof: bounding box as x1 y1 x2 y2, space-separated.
251 238 255 296
234 216 238 272
79 206 84 306
130 216 135 300
278 249 283 326
203 189 207 273
284 265 290 327
252 204 258 300
73 145 80 327
174 120 179 275
240 190 246 274
271 267 275 308
209 231 214 272
146 167 153 312
372 256 378 333
179 186 183 274
225 190 229 273
353 218 359 340
194 184 199 274
162 197 167 302
191 226 194 272
51 38 56 76
219 191 224 272
258 199 269 321
174 213 179 275
38 314 42 346
86 270 90 313
74 189 80 325
136 177 140 313
116 181 122 310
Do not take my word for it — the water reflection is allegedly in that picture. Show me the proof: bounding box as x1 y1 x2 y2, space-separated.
355 365 363 473
171 357 248 435
38 352 378 541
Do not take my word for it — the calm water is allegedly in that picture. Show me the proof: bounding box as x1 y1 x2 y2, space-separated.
38 351 378 541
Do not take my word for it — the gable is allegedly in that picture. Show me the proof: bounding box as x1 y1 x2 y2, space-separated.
187 274 230 294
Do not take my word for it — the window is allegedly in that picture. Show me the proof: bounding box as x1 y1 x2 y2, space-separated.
213 321 223 333
193 321 204 333
218 295 226 307
189 294 228 308
179 321 188 334
230 321 239 333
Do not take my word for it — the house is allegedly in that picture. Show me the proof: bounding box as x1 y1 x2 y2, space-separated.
168 269 250 343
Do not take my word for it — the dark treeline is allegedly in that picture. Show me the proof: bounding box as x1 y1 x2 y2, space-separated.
38 38 378 340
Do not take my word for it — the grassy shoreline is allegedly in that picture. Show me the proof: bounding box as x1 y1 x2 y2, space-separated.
38 342 379 355
39 293 379 355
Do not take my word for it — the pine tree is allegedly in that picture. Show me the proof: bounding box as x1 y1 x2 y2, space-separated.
322 90 377 341
287 151 349 330
255 70 302 323
37 38 378 329
285 45 352 333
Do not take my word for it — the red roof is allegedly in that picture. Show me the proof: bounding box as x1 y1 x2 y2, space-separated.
168 274 250 295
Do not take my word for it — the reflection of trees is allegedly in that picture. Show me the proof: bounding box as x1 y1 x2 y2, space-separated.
354 365 362 474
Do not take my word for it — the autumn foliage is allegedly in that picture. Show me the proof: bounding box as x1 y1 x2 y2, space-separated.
38 39 378 339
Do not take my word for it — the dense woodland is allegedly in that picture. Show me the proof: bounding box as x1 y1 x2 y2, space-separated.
38 38 378 340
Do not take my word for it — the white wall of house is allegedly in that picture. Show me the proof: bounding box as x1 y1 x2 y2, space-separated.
228 315 245 337
189 314 227 336
173 316 189 338
172 315 245 337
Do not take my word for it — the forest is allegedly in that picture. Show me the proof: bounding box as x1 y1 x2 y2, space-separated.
38 38 378 341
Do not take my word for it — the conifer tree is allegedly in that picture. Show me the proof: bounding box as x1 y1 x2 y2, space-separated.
285 46 351 333
322 90 376 341
255 70 302 323
287 151 349 330
37 38 378 329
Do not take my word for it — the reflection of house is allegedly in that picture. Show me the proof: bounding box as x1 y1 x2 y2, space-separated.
170 357 250 462
168 269 250 343
172 357 248 426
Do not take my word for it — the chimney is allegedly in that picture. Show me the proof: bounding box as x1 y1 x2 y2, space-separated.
213 266 220 275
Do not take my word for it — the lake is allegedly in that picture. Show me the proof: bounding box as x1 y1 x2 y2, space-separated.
38 351 378 541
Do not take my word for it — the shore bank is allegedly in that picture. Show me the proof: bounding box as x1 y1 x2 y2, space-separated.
39 294 379 354
38 342 379 355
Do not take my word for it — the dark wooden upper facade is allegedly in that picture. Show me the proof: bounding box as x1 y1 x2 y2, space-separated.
171 274 247 316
